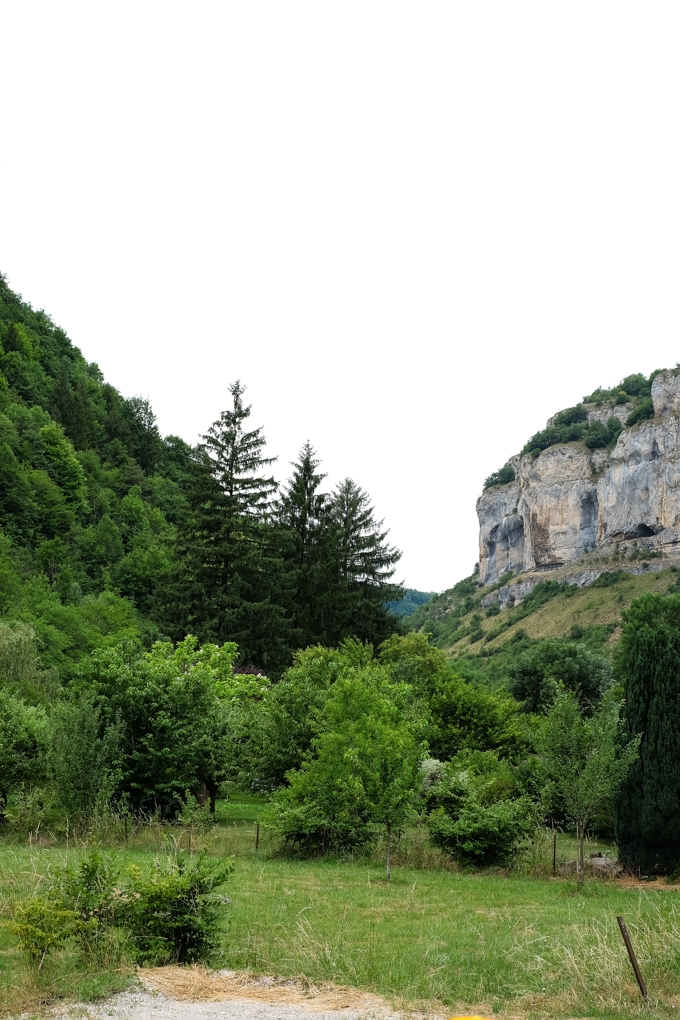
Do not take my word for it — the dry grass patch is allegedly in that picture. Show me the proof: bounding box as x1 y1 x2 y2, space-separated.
140 965 395 1011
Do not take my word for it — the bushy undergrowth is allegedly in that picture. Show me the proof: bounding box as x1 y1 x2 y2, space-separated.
10 847 233 972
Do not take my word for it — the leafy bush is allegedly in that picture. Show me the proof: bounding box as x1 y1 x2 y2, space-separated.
620 373 651 397
553 405 588 427
12 896 79 968
52 849 121 961
51 695 122 820
584 418 622 448
0 689 50 816
425 752 536 867
483 464 516 490
625 397 654 427
591 570 627 588
12 849 233 969
428 797 535 867
265 666 425 862
119 853 233 965
508 639 612 714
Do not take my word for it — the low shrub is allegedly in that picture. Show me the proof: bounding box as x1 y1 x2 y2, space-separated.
625 396 654 427
591 570 627 588
428 797 535 867
119 853 233 965
11 848 233 970
12 896 79 968
425 752 537 867
483 464 516 490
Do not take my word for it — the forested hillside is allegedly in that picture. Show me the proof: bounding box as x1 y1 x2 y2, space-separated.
0 274 404 682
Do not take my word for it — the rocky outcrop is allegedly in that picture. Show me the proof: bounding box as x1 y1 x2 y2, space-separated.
478 370 680 585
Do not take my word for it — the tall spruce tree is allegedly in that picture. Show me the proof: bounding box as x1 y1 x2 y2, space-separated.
614 591 680 873
203 380 278 514
160 382 294 674
277 443 338 648
327 478 404 644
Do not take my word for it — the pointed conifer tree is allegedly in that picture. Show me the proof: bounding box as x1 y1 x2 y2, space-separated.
161 382 294 673
203 380 278 515
614 591 680 873
277 443 337 647
326 478 404 644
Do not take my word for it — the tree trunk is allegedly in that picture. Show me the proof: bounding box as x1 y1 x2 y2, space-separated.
386 821 392 881
206 779 218 816
577 820 585 888
192 782 209 807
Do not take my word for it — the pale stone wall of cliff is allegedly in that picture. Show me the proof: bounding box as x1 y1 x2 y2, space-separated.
477 369 680 585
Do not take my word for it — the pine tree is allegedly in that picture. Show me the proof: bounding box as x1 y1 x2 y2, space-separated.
277 443 336 647
327 478 404 644
614 591 680 873
203 380 277 515
159 383 294 674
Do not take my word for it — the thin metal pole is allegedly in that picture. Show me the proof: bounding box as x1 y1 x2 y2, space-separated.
617 915 647 998
255 821 260 850
552 830 557 875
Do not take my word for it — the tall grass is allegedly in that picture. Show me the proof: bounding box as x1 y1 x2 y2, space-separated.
0 810 677 1018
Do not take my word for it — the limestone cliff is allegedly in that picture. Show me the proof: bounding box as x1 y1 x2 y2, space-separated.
478 369 680 586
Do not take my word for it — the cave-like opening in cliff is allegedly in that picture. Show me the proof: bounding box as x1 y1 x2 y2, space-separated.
635 523 655 538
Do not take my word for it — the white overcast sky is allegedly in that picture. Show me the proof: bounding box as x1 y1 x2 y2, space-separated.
2 3 680 592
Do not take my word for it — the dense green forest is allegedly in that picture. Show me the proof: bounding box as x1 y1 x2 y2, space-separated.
387 588 436 618
0 274 404 681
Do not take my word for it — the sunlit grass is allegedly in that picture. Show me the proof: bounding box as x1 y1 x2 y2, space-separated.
0 807 676 1019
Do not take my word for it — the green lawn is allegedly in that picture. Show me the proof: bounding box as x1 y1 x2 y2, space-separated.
215 791 269 825
0 825 678 1019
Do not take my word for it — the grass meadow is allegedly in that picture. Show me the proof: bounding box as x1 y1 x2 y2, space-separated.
1 796 680 1020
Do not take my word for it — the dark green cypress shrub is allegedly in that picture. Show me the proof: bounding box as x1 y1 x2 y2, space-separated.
614 592 680 873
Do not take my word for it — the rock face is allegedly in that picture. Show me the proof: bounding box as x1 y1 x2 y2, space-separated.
478 369 680 585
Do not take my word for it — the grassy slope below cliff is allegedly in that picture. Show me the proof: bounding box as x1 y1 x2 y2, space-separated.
408 561 679 688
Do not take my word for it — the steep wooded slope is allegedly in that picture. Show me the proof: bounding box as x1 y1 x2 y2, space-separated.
0 274 189 677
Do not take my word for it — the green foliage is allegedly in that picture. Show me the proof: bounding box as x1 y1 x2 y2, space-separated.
514 371 661 458
51 848 121 960
508 639 613 714
583 370 658 405
0 688 50 810
615 592 680 873
625 396 654 427
247 643 357 787
541 689 638 884
266 664 425 855
553 405 588 427
591 570 628 587
12 848 233 970
483 463 516 490
51 694 122 818
0 275 184 678
584 416 623 449
12 896 79 966
74 636 243 816
427 675 529 761
387 588 436 619
426 752 536 866
521 415 623 456
118 853 233 965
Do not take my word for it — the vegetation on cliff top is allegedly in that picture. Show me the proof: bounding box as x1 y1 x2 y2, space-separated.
483 369 663 490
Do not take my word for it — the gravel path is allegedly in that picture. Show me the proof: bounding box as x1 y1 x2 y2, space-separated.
68 988 394 1020
54 970 413 1020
